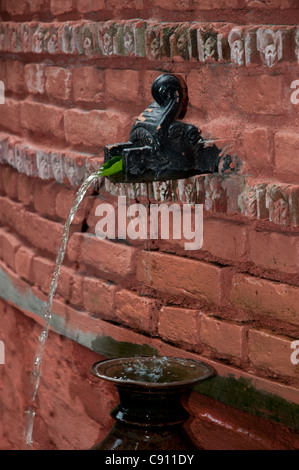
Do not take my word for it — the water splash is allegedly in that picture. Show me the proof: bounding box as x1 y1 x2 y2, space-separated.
24 171 102 448
115 356 172 383
110 356 201 384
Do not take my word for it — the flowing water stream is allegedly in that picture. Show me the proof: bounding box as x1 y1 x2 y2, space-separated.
24 171 102 448
24 155 124 447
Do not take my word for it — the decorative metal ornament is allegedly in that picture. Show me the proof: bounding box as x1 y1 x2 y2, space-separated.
104 73 230 183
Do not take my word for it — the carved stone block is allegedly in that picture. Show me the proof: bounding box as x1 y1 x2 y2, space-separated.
8 23 22 53
74 22 96 57
169 23 197 61
96 21 124 56
63 153 86 186
197 28 219 62
257 28 283 67
36 150 52 179
31 24 48 53
21 23 30 52
123 20 146 57
0 24 5 52
23 146 38 177
50 153 64 183
59 23 76 54
238 180 268 219
44 25 60 54
0 137 8 164
145 24 163 60
14 142 25 174
266 183 291 226
204 175 227 213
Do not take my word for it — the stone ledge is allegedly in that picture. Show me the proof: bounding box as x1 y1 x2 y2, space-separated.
0 133 102 186
1 133 299 227
0 21 298 67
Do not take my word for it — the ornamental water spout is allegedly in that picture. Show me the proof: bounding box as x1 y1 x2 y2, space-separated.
104 73 233 183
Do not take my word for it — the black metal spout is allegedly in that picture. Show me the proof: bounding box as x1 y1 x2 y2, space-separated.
104 73 233 183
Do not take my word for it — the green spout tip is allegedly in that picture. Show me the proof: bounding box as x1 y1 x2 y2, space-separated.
97 155 123 177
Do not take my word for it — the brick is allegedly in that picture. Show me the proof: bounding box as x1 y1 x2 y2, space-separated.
4 0 27 14
137 251 232 304
51 0 74 15
151 0 193 9
45 67 72 102
76 0 106 12
72 67 104 103
115 289 157 334
187 67 234 117
200 314 246 361
17 173 34 206
106 0 144 7
248 329 299 380
0 60 6 84
55 186 87 224
1 166 19 200
82 275 116 320
69 272 83 307
64 108 131 148
1 230 21 270
51 296 68 319
202 219 247 262
5 60 26 94
199 117 241 152
0 228 8 261
241 127 273 174
29 0 50 12
21 102 65 140
56 266 73 301
0 99 21 134
158 306 200 348
32 256 55 293
22 211 63 254
15 246 35 280
189 0 245 7
0 196 26 235
67 233 136 278
33 180 58 217
248 230 299 274
230 273 299 326
5 0 49 16
105 69 141 104
24 64 46 95
234 74 283 115
275 131 299 181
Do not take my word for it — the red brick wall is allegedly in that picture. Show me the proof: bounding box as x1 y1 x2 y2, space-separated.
0 0 298 450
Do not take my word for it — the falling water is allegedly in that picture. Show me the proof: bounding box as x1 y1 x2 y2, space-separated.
24 171 102 448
